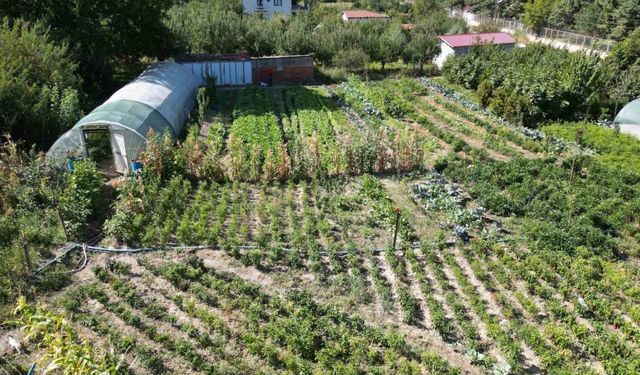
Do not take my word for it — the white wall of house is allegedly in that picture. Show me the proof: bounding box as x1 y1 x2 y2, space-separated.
434 42 455 69
243 0 292 18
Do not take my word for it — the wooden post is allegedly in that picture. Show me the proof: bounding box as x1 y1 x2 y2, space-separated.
19 231 32 272
55 207 70 241
392 207 401 251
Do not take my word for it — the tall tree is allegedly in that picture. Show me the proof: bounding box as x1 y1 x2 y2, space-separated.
377 24 407 70
242 16 282 57
609 0 640 40
278 15 316 56
165 2 243 54
1 0 174 97
402 29 440 72
0 19 82 148
605 27 640 104
524 0 553 34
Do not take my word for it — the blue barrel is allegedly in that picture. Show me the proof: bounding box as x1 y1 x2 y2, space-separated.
66 157 77 172
131 161 143 173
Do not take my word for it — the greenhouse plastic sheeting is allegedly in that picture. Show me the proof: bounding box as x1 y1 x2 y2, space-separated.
614 98 640 126
75 100 174 139
106 61 198 134
48 128 85 159
47 61 198 172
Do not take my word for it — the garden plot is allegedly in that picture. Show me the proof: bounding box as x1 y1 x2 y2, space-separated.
201 84 439 182
11 78 640 375
56 254 462 375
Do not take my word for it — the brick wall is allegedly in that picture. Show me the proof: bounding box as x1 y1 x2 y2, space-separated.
252 55 314 84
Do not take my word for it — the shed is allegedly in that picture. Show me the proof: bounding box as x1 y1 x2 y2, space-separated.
180 54 253 86
178 54 315 86
434 32 516 68
614 98 640 139
48 61 198 174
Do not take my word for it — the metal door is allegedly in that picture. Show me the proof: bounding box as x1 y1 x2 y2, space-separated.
110 131 128 173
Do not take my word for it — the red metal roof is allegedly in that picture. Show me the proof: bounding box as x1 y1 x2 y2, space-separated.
439 32 516 48
342 10 390 19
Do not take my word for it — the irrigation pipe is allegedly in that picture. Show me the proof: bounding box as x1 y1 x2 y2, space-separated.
68 244 88 274
30 244 78 277
32 235 518 279
28 243 376 277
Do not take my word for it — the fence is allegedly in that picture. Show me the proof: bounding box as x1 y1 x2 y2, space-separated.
449 9 615 54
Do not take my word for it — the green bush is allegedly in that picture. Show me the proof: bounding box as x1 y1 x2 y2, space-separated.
444 44 605 127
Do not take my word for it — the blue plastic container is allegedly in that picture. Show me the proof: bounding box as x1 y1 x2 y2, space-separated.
131 161 143 173
66 157 77 172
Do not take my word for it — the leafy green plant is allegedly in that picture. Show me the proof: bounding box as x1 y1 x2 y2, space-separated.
12 297 127 374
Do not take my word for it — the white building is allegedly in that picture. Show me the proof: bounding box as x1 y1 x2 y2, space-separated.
243 0 307 18
434 32 516 69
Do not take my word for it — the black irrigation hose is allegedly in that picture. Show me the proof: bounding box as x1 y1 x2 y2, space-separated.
30 244 79 277
31 242 412 278
30 234 520 279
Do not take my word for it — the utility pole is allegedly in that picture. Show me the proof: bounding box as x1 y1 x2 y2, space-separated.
392 207 401 251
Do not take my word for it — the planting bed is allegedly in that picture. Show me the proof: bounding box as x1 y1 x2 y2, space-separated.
9 79 640 375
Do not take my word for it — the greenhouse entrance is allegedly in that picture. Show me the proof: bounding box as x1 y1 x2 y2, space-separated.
83 127 122 175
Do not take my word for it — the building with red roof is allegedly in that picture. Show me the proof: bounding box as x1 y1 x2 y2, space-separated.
434 32 516 68
341 10 390 22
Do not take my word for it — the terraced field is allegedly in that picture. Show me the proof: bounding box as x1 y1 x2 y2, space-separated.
10 78 640 375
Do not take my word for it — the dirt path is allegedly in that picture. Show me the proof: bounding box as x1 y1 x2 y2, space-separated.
447 248 543 371
372 251 400 315
437 257 507 365
85 297 189 374
406 120 453 160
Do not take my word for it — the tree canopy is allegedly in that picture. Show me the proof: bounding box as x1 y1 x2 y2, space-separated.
453 0 639 40
0 19 82 148
444 44 606 127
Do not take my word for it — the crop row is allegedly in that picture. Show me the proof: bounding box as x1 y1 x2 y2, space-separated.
411 158 640 373
143 255 459 374
228 87 284 181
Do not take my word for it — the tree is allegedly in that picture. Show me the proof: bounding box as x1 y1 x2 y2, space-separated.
444 43 605 126
412 0 445 19
242 15 282 57
376 24 407 70
402 31 440 72
332 48 370 72
166 4 244 54
279 15 316 55
2 0 175 97
524 0 553 34
609 0 640 40
0 139 102 303
604 28 640 106
0 19 82 148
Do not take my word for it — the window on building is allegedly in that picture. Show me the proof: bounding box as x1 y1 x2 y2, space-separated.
274 0 282 5
257 0 263 7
